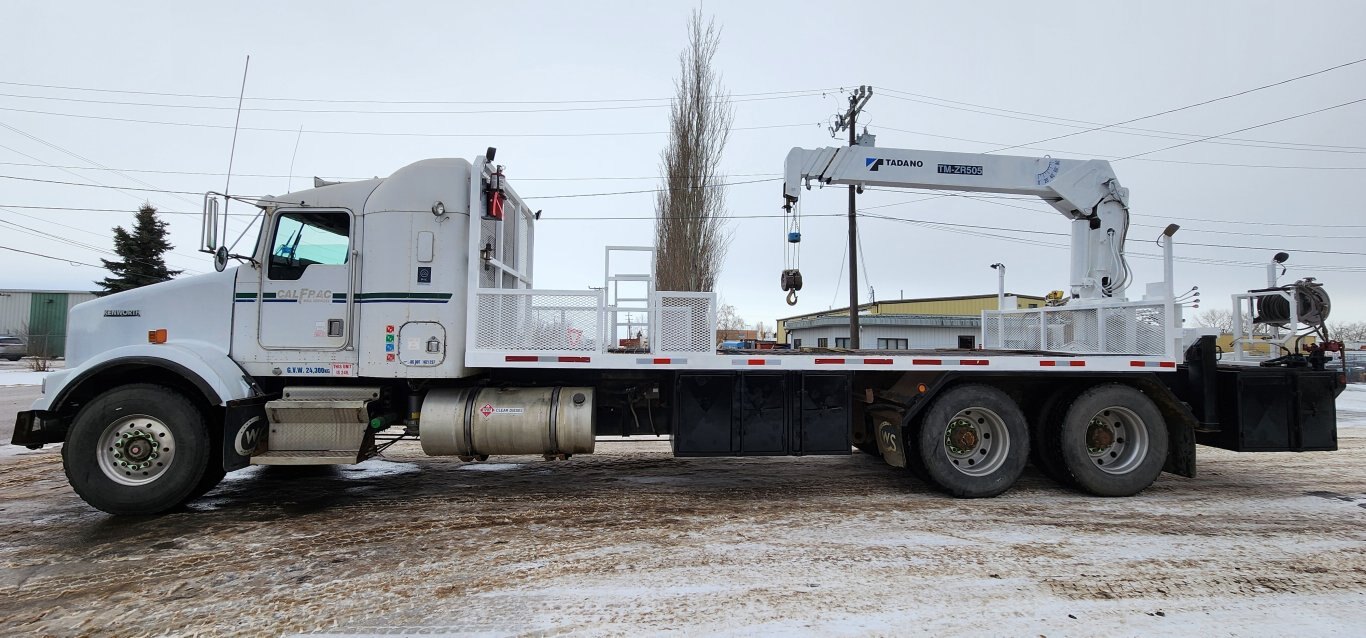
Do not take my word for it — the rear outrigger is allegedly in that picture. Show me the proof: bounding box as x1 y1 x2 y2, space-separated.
11 143 1347 514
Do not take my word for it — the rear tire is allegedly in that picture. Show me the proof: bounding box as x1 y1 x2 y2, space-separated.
916 384 1029 498
1030 388 1076 486
1058 384 1168 497
63 384 210 515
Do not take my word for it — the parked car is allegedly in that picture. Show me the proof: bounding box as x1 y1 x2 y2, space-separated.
1343 351 1366 384
0 335 25 361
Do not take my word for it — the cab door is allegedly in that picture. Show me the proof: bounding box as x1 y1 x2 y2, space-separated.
258 209 356 351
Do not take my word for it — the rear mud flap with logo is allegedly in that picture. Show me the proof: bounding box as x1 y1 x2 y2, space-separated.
870 410 907 468
223 394 276 472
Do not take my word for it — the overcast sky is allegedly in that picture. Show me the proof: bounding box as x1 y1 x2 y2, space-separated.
2 0 1364 331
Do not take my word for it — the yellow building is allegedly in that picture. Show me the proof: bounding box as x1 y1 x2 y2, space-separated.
776 294 1048 344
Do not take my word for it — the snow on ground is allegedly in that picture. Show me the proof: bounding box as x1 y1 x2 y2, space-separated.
1339 384 1366 427
0 369 52 388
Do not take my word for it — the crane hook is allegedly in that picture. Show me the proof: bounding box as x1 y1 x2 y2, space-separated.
786 289 798 306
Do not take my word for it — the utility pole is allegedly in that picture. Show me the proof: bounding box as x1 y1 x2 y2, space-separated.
831 86 873 348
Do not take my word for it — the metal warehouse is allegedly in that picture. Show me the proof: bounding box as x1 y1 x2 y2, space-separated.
778 294 1047 349
0 289 97 358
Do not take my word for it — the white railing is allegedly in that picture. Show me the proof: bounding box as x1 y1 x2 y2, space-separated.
474 289 606 352
652 291 718 353
982 301 1175 358
470 288 718 355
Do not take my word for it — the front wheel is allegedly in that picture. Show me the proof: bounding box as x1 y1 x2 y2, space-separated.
63 384 211 515
916 384 1029 498
1058 384 1168 497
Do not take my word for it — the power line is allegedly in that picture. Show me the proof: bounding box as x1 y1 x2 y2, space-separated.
521 177 778 199
1113 96 1366 162
0 204 199 216
0 243 103 268
0 89 828 114
0 161 783 182
0 104 822 138
859 214 1366 272
876 88 1366 155
0 79 838 105
984 55 1366 153
0 172 780 199
0 120 202 209
875 124 1366 170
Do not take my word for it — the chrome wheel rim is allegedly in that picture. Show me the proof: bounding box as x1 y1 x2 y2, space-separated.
942 407 1009 477
1086 406 1148 475
97 414 176 486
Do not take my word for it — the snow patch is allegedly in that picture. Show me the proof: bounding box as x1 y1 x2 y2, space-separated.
0 369 53 387
458 463 522 472
0 443 60 459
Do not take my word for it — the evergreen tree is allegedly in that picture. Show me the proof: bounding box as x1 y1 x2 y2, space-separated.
95 202 183 296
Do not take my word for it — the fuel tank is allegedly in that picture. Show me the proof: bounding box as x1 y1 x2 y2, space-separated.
419 387 595 457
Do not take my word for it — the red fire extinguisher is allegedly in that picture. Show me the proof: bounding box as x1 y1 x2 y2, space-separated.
484 167 506 221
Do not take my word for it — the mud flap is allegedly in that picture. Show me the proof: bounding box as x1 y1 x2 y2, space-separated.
872 411 907 468
223 394 276 472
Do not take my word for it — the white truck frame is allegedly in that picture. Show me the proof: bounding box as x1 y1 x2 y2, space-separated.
10 145 1346 515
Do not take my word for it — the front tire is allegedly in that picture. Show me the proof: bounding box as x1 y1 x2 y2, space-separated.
63 384 211 515
1058 384 1168 497
916 384 1029 498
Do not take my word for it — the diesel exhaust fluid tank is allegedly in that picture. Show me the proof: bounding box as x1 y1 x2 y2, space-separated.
419 387 595 457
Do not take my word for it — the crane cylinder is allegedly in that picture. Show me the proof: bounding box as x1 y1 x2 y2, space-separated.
419 387 595 457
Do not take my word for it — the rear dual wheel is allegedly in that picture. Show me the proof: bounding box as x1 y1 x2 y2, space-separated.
914 384 1029 498
1056 384 1167 497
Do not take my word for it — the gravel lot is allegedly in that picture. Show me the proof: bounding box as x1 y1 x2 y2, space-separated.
2 382 1365 637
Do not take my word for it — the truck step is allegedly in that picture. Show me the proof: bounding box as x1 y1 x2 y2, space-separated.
262 386 380 453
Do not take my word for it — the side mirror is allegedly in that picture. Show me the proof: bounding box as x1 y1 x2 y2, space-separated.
214 246 229 272
201 195 220 252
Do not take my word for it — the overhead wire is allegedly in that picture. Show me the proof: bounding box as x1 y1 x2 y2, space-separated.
0 89 830 115
0 105 822 138
0 80 840 105
876 88 1366 155
978 55 1366 153
0 161 784 181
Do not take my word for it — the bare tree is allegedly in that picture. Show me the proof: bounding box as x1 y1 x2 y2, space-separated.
717 304 745 331
754 320 768 339
1327 320 1366 343
1195 308 1234 333
653 10 733 292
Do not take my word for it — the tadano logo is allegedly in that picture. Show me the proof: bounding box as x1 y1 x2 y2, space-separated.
866 157 923 171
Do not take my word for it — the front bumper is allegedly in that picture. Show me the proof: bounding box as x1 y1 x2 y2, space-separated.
10 411 64 449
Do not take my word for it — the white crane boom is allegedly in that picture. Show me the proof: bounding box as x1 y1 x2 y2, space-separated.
782 145 1133 301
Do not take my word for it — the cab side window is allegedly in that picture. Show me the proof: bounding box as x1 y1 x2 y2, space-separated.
268 211 350 281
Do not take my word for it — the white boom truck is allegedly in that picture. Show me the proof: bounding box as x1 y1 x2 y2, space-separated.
12 145 1345 515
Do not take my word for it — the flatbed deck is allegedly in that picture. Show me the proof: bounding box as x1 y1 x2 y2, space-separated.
466 347 1179 372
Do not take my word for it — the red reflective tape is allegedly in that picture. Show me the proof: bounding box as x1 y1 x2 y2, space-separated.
1130 361 1147 367
505 355 538 362
912 359 942 365
748 359 768 366
960 360 989 366
1039 360 1057 367
1068 361 1086 367
652 358 672 364
558 356 591 363
864 358 894 365
814 358 846 364
1160 361 1177 368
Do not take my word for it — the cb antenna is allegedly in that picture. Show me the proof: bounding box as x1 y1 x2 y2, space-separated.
221 55 250 233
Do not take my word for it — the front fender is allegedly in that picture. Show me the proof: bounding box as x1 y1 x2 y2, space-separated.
34 341 254 412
